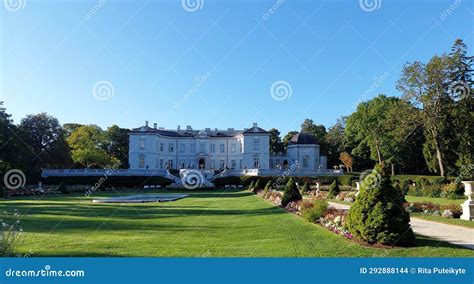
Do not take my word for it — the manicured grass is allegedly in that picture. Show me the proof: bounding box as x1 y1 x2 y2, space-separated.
1 189 472 257
411 213 474 229
405 195 465 205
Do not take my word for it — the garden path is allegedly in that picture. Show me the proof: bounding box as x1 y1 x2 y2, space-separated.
327 202 474 250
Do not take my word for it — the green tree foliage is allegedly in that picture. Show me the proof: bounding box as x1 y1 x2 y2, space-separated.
0 102 19 172
268 128 285 154
282 131 298 150
18 113 73 179
281 177 302 207
67 125 112 168
326 117 346 167
106 125 130 169
347 165 415 246
301 119 328 153
327 179 340 199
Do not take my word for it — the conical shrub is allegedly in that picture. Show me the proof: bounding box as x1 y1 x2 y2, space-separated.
327 179 340 199
347 164 415 246
282 177 302 207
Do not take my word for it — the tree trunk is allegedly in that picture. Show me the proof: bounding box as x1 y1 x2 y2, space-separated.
376 148 382 165
391 164 395 176
431 128 446 177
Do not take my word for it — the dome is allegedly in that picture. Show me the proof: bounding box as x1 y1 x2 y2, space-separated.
289 132 318 145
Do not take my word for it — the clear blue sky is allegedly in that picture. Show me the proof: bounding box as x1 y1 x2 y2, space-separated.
1 0 472 135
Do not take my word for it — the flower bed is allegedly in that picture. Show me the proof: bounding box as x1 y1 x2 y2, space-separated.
404 202 462 219
253 188 353 240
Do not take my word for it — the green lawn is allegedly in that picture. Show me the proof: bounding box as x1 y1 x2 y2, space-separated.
405 196 465 205
1 189 473 257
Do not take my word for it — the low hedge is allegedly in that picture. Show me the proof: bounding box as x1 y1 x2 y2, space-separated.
43 176 173 187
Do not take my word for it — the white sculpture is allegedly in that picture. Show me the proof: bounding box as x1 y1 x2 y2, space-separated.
460 181 474 221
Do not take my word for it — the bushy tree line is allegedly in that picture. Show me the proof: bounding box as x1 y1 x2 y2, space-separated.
0 105 130 183
268 39 472 177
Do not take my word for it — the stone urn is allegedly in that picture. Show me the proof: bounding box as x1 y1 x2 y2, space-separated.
460 181 474 221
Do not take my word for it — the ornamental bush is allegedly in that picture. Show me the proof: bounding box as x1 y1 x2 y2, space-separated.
327 179 340 199
248 181 254 191
281 178 302 207
254 179 262 192
264 180 272 191
302 200 328 223
300 182 309 194
347 164 415 246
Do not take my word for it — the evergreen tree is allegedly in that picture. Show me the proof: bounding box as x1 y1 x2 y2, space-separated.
281 177 302 207
347 164 415 246
327 179 340 199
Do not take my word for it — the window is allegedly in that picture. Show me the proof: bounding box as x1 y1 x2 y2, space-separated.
179 143 185 153
253 140 259 151
210 144 215 153
303 156 309 168
160 143 164 152
139 156 145 168
169 143 174 153
231 144 236 153
220 144 225 153
254 158 259 168
231 159 236 169
239 159 242 169
220 159 225 169
159 159 164 169
180 159 185 169
240 142 243 153
210 159 215 169
190 144 196 153
189 160 195 169
167 159 173 169
156 158 159 169
270 159 274 169
139 138 146 150
200 143 205 153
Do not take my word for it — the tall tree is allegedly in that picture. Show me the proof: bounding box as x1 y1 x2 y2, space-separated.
268 128 284 154
345 95 402 166
339 151 353 172
282 130 298 150
106 125 130 168
67 125 112 168
300 119 329 154
17 113 73 179
447 39 473 170
397 55 452 177
326 117 346 167
0 102 19 172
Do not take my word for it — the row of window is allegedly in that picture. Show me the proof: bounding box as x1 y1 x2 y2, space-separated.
138 156 259 170
138 139 261 153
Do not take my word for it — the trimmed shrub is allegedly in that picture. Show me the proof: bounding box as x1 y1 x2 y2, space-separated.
264 180 272 191
254 179 262 191
57 182 69 194
347 165 415 246
327 179 340 199
337 175 354 186
213 176 241 187
302 200 328 223
441 182 464 199
300 182 309 194
281 178 302 207
248 181 255 191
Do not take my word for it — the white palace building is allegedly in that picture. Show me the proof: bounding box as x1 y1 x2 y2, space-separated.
42 122 342 181
128 121 333 176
